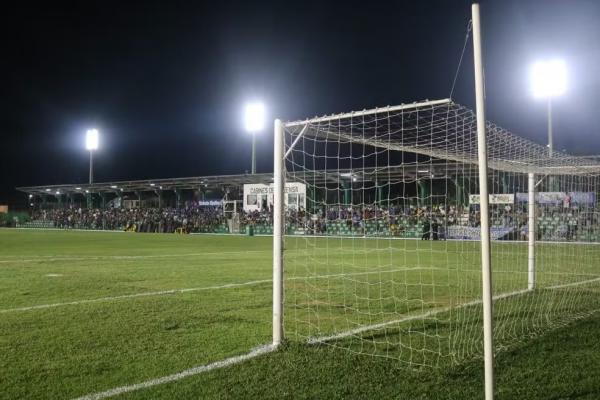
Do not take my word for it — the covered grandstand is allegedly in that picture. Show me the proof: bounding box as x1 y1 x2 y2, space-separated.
16 163 478 210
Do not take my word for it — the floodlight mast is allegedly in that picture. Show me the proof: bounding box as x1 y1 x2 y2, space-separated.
531 60 567 157
252 134 256 174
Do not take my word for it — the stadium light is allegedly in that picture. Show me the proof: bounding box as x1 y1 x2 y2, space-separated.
244 102 265 133
530 59 567 158
531 60 567 98
85 129 99 151
244 102 265 174
86 129 99 184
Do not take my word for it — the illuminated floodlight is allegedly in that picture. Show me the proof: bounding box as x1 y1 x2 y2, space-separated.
45 188 51 192
28 194 33 198
244 102 265 133
75 187 82 190
150 183 155 187
86 129 99 151
531 59 567 98
110 185 118 189
85 190 90 193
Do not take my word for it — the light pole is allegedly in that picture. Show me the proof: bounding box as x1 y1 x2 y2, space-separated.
244 102 265 174
531 59 567 158
86 129 99 184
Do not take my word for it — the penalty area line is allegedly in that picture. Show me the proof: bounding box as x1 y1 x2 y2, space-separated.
72 344 275 400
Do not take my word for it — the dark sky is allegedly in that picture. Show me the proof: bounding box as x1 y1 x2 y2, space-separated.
2 0 600 206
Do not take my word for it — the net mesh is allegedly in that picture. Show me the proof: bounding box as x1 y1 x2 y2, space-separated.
282 99 600 367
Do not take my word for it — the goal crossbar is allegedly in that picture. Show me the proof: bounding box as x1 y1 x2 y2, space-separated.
284 98 452 128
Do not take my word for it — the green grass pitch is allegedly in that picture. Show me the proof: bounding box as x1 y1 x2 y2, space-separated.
0 229 599 399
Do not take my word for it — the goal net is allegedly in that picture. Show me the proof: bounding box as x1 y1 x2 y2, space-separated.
277 99 600 367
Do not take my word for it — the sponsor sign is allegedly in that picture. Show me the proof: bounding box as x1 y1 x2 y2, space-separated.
243 182 306 211
446 226 513 240
515 192 596 205
198 200 222 206
469 194 514 205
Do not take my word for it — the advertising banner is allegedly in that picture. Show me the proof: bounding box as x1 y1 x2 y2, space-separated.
469 194 514 205
515 192 596 205
446 226 514 240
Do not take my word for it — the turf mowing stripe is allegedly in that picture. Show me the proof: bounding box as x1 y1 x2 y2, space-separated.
71 344 275 400
0 267 430 313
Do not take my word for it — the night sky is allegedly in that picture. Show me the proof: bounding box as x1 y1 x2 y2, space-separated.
2 0 600 207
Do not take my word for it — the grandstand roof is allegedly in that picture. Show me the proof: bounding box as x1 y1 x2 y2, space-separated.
17 173 275 197
17 162 471 197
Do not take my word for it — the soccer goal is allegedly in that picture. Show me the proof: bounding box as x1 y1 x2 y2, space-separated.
271 5 599 399
272 100 600 369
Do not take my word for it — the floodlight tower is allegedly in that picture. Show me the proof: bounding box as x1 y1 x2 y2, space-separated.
244 102 265 174
531 59 567 157
86 129 99 184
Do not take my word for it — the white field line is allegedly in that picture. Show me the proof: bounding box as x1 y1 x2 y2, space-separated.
307 288 531 344
71 275 600 400
6 226 600 246
287 233 600 246
72 344 276 400
546 276 600 290
1 227 125 233
0 280 271 313
0 250 267 264
3 236 599 264
308 275 600 344
0 267 425 314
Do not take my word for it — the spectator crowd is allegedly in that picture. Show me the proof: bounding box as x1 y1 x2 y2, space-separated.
29 201 598 241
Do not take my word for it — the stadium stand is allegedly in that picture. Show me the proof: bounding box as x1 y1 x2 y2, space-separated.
18 202 600 242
